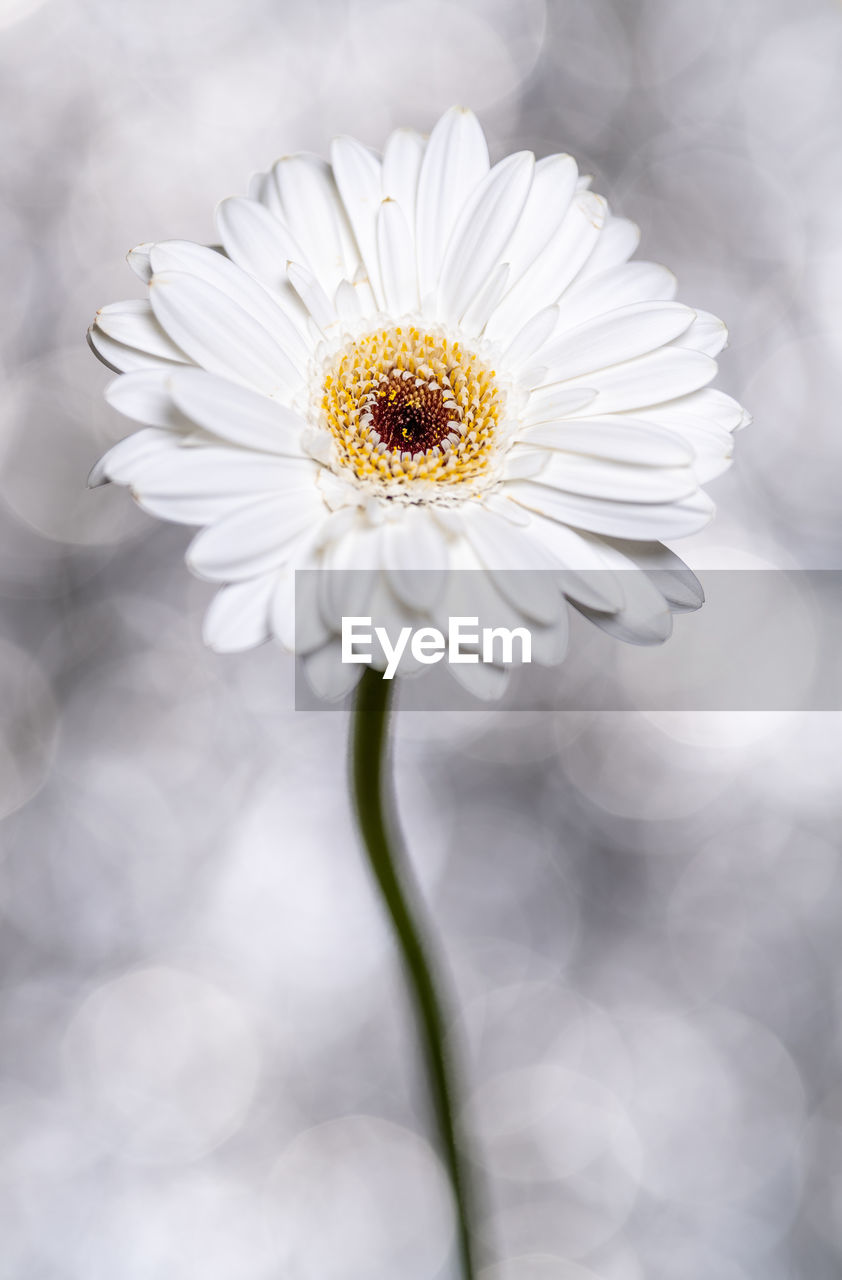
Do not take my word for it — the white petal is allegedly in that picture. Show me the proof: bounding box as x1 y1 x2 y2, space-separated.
149 270 299 395
88 325 183 374
511 512 624 611
508 480 715 540
319 521 385 623
432 539 551 675
270 153 358 294
502 449 551 480
671 309 728 357
517 417 693 466
609 539 704 611
203 573 278 652
636 411 734 481
127 243 153 283
569 537 675 643
532 450 701 504
521 385 599 425
286 261 337 331
498 152 579 289
330 135 384 306
539 302 697 380
215 196 310 328
557 261 678 329
301 639 365 702
95 300 189 363
377 199 419 315
88 427 175 487
436 151 534 325
334 278 362 322
575 216 640 281
271 559 333 654
573 577 672 643
503 306 559 372
642 387 745 432
535 451 699 503
460 503 567 625
447 657 510 702
247 169 269 203
458 262 510 339
168 368 307 455
187 490 326 581
381 128 426 235
366 576 432 675
130 447 316 501
479 491 532 527
484 191 607 345
149 239 310 371
415 107 489 302
105 370 183 429
135 492 256 526
570 348 718 414
383 506 450 610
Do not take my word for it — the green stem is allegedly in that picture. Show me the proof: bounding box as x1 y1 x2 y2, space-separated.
350 667 478 1280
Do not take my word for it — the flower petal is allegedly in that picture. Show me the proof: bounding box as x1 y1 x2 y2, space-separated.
187 490 326 581
149 270 299 395
127 243 154 283
575 215 640 280
203 573 279 652
415 106 489 303
87 325 184 374
436 150 535 326
508 480 715 540
460 503 568 624
105 369 184 429
149 239 310 371
484 190 607 345
642 388 745 432
670 309 728 357
269 153 358 294
534 452 699 503
377 198 419 315
569 348 718 414
301 639 365 701
88 426 176 487
517 417 694 466
503 306 559 372
383 505 450 610
286 260 337 331
521 385 599 425
215 196 310 330
557 261 678 329
538 302 697 380
94 301 189 363
168 368 308 456
499 152 580 289
381 127 426 235
117 444 316 502
330 134 384 306
608 539 704 611
458 262 510 339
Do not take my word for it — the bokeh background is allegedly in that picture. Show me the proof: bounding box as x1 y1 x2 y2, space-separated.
1 0 842 1275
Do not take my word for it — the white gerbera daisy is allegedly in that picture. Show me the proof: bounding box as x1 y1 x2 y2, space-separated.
89 106 748 699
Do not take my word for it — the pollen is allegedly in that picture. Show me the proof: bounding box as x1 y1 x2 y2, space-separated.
319 326 504 491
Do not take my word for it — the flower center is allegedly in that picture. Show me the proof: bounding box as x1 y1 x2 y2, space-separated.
320 326 504 491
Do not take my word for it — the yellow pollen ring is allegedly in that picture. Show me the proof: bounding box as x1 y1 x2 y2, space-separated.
320 326 504 488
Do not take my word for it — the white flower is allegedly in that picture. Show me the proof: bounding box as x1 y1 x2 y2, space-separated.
89 106 748 699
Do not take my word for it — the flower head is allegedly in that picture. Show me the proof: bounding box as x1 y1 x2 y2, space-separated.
89 107 748 698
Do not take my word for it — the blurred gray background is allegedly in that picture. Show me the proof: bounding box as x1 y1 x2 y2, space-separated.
1 0 842 1275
